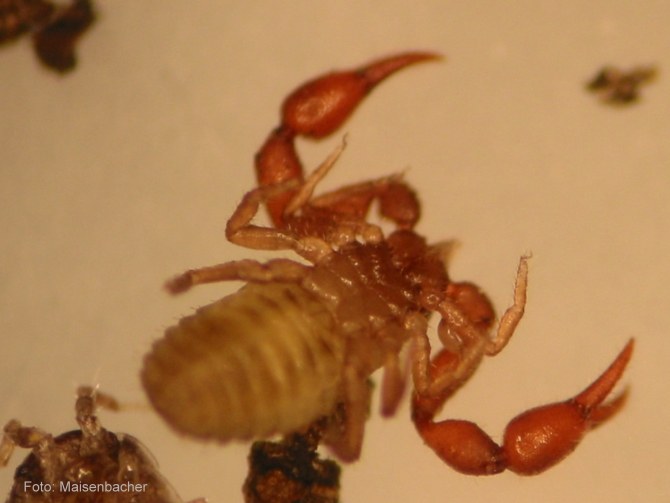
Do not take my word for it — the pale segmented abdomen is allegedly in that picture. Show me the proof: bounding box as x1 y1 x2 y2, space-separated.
141 282 344 441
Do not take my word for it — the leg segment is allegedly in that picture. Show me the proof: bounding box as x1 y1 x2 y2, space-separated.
485 255 530 356
0 420 52 468
322 366 372 463
283 137 421 230
225 180 302 250
309 174 420 231
379 351 407 417
229 140 416 260
412 339 634 475
379 321 418 417
419 255 529 398
165 258 309 294
225 175 334 262
254 127 302 227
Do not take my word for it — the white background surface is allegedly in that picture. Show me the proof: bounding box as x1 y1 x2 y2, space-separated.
1 2 668 502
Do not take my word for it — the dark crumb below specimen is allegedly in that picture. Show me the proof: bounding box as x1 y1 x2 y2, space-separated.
243 424 341 503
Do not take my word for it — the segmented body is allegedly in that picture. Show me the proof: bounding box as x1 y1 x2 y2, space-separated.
143 283 343 440
142 235 442 442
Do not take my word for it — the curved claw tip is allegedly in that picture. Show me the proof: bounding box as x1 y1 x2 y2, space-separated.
589 385 630 428
575 338 634 411
360 51 444 89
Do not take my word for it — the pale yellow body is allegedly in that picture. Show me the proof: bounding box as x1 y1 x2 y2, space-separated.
142 282 345 441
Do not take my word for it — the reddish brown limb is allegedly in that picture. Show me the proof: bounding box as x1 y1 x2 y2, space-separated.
255 51 441 226
587 386 629 427
229 140 419 261
282 138 420 236
309 175 420 230
412 339 634 475
225 183 302 250
223 168 336 261
255 127 302 226
282 137 348 215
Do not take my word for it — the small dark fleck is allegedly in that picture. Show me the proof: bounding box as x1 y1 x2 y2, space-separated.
586 64 658 105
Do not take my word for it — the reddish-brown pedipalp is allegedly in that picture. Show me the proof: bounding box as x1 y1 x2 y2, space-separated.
255 52 440 228
412 340 633 475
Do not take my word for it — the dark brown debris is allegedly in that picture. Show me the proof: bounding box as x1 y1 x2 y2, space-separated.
586 65 658 105
243 423 341 503
0 0 95 73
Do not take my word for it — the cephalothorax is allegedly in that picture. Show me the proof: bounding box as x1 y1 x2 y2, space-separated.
1 387 191 503
142 52 633 474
